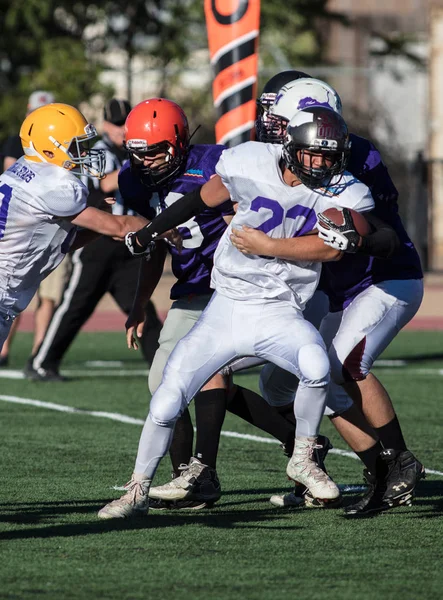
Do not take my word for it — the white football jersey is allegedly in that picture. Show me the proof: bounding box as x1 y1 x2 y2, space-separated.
0 157 88 315
212 142 374 310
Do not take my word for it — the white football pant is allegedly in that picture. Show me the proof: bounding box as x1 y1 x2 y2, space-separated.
322 279 423 384
134 292 330 479
257 280 423 416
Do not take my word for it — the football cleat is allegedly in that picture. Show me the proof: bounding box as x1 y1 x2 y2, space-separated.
269 490 305 508
382 449 426 506
98 474 151 520
148 498 215 511
35 367 67 382
148 457 221 503
344 470 391 517
286 436 340 501
271 435 340 508
23 358 41 380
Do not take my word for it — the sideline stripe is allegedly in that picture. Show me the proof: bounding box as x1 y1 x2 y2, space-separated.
0 361 443 379
0 394 442 478
0 369 149 380
3 362 443 381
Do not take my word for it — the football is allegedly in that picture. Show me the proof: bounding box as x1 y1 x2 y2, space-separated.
319 207 372 236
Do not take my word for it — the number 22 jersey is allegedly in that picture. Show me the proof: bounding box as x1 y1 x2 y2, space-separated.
212 142 375 311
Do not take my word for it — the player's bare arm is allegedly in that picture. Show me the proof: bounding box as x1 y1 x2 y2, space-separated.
68 206 148 240
69 229 103 251
231 225 343 262
126 243 167 350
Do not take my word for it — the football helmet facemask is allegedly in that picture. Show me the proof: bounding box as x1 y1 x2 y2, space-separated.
124 98 190 190
282 106 351 189
263 78 343 146
256 70 312 143
20 103 105 178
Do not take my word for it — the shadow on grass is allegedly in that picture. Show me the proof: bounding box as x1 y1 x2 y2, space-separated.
1 480 441 536
0 501 302 540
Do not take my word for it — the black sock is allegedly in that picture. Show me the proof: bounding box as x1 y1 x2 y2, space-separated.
194 388 227 469
356 441 384 476
139 301 162 367
375 416 407 454
227 386 295 449
169 408 194 476
275 402 296 427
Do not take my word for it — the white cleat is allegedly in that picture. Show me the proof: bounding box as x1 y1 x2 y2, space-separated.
149 457 221 503
98 473 151 520
286 437 340 501
269 491 305 508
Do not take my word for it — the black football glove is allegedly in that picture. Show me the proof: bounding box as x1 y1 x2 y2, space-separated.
316 207 361 253
125 232 156 260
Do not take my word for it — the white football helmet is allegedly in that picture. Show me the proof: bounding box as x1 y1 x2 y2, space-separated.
264 79 343 144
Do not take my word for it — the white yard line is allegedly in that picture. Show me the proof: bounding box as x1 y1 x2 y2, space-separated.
1 361 443 380
0 369 149 379
0 394 442 478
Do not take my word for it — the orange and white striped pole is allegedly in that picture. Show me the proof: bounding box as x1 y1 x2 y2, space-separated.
204 0 260 147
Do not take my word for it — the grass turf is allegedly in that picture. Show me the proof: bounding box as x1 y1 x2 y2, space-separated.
0 331 442 599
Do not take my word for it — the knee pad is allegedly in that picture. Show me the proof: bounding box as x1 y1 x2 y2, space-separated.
298 343 330 386
149 385 187 427
329 340 369 384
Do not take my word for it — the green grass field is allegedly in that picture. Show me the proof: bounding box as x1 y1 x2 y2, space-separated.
1 330 443 600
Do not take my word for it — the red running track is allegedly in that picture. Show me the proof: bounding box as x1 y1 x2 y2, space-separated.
15 311 443 332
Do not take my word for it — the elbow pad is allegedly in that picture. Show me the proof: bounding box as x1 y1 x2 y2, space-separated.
136 187 206 249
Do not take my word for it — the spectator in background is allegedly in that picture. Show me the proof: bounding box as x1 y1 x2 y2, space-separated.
28 99 162 381
1 90 72 368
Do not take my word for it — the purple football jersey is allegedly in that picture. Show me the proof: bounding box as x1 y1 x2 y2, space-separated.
319 133 423 312
119 144 234 299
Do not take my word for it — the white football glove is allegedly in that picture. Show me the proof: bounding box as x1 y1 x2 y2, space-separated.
316 208 361 253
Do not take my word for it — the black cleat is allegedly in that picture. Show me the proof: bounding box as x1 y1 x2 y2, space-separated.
383 449 426 506
344 470 390 517
23 358 41 380
148 498 215 511
35 367 68 382
0 355 9 367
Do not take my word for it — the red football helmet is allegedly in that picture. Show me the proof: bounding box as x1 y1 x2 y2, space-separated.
124 98 190 188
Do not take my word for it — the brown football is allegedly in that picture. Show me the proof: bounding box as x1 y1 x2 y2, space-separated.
319 207 372 236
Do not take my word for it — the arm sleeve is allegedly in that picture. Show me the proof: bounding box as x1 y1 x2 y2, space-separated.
136 186 206 247
358 212 401 259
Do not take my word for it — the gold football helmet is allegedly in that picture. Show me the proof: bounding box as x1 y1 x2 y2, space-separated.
19 103 105 178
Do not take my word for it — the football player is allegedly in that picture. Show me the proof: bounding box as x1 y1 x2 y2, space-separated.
141 72 396 512
118 98 328 511
0 103 147 350
231 75 424 515
98 105 376 520
117 98 234 508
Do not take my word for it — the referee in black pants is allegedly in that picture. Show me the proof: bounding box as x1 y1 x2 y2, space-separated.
27 99 162 381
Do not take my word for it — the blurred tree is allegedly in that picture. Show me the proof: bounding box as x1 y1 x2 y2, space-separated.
87 0 205 102
0 0 111 139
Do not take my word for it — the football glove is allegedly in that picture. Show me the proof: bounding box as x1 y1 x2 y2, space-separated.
316 208 361 253
125 232 156 260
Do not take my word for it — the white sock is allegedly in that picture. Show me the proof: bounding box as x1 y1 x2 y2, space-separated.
134 414 174 479
294 385 328 438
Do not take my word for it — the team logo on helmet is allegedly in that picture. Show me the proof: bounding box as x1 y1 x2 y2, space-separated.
297 94 334 111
